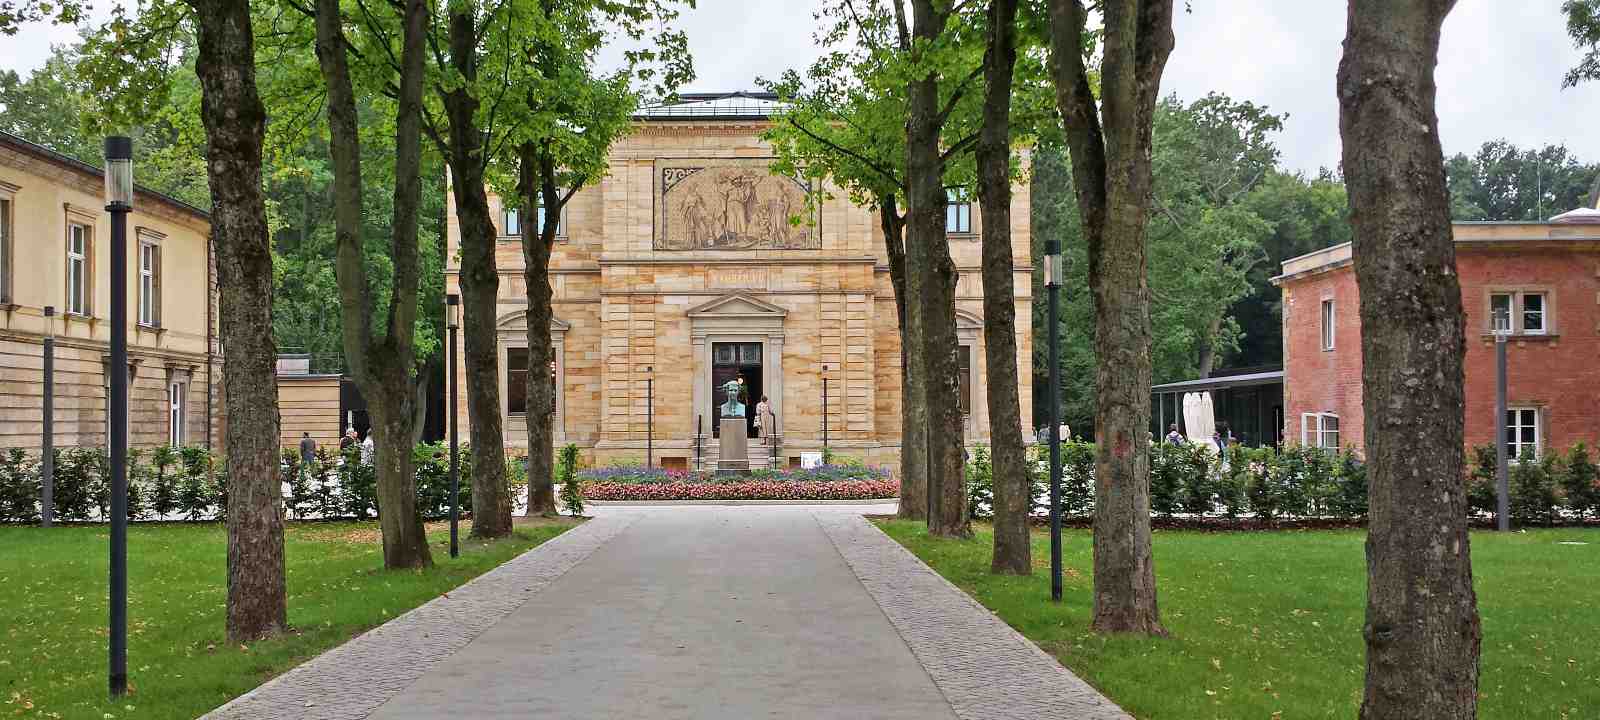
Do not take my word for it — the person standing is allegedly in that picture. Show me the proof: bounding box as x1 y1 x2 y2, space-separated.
339 427 358 452
360 432 375 467
299 432 318 467
1165 423 1183 445
754 395 770 438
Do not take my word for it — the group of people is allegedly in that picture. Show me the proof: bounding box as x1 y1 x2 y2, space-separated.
1164 423 1236 452
297 427 375 468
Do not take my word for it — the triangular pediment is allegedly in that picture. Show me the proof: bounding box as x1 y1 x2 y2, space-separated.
497 310 572 333
685 293 789 318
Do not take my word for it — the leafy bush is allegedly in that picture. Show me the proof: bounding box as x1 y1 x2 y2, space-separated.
1328 449 1368 519
966 445 994 520
312 447 341 519
1059 440 1096 517
558 443 584 517
282 450 312 520
1467 444 1499 519
1509 449 1560 526
148 445 179 520
1561 443 1599 519
126 448 148 521
1152 442 1213 515
339 445 376 519
0 448 39 523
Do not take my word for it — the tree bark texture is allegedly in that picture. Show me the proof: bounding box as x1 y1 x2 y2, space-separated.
1047 0 1172 635
520 142 560 517
1338 2 1481 717
314 0 432 568
881 199 926 521
908 0 970 538
978 0 1029 575
189 0 287 641
441 5 513 537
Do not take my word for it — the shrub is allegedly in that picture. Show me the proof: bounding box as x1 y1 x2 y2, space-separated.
1467 444 1499 520
0 448 39 523
584 478 898 501
966 445 994 520
126 448 148 521
558 443 584 517
1328 449 1368 519
282 450 312 519
148 445 179 520
1059 440 1096 517
1561 443 1599 519
313 447 340 519
1509 449 1560 526
339 445 376 519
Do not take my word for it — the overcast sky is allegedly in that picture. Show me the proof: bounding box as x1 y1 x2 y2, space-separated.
7 1 1596 173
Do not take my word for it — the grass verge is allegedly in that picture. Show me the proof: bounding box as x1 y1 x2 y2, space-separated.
1 518 578 719
877 520 1599 719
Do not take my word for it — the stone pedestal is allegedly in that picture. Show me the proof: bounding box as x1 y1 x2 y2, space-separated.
717 413 750 475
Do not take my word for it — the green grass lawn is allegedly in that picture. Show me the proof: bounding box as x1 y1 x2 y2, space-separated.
878 521 1600 719
0 518 576 720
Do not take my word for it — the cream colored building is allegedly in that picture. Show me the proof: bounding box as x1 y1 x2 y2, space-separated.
0 131 221 451
444 93 1033 470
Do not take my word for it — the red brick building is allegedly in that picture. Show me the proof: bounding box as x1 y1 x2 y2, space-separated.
1274 215 1600 458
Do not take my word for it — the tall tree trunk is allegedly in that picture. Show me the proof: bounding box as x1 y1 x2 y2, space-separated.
978 0 1028 574
1338 2 1480 717
313 0 432 568
189 0 286 641
882 199 926 521
520 142 559 517
441 4 513 537
1047 0 1172 635
908 0 970 538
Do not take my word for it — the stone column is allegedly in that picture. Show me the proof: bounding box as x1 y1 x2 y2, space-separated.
765 334 784 438
692 335 709 434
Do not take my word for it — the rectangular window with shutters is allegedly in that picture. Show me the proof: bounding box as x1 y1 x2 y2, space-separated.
506 347 529 415
67 223 90 315
1506 407 1540 460
138 241 161 327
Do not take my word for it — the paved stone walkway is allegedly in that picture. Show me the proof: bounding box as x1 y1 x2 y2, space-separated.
202 505 1128 720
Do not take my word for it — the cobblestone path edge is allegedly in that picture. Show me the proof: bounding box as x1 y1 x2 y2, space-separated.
813 512 1134 720
199 514 641 720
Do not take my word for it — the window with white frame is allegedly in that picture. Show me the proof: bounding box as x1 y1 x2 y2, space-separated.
946 188 972 234
67 223 90 315
1301 412 1340 449
1320 299 1335 351
1505 407 1540 460
502 206 520 236
0 195 12 304
168 381 186 446
1488 291 1548 335
138 240 161 327
535 194 565 239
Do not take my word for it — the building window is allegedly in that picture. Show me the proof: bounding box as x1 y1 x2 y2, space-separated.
67 223 90 315
536 194 565 239
168 382 185 446
1301 412 1339 449
1489 291 1549 335
1320 299 1335 351
138 241 161 327
502 206 520 236
946 189 972 234
506 347 529 415
1506 407 1540 460
0 195 11 304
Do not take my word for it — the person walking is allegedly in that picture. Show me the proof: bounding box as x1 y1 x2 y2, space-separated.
754 395 770 438
299 432 318 467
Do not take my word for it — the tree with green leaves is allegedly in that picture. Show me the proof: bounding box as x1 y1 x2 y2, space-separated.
19 0 292 638
1045 0 1174 635
1445 140 1598 221
308 0 435 568
1339 1 1480 716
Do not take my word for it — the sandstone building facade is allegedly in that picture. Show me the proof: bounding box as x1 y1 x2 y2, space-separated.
0 131 222 452
1275 214 1600 457
444 93 1034 469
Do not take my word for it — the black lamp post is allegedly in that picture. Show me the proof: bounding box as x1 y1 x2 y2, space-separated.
104 135 133 697
42 305 55 527
1493 306 1511 532
1044 236 1063 603
821 364 830 461
446 294 460 558
646 366 654 469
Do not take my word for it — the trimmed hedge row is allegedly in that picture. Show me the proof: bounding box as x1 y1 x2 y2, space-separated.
0 441 500 524
965 439 1600 525
583 478 899 501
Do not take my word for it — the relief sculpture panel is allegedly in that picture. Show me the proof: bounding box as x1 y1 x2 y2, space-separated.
655 158 819 250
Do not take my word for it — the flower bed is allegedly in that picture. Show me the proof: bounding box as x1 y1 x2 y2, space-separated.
577 463 890 486
583 478 899 501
